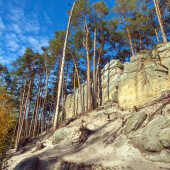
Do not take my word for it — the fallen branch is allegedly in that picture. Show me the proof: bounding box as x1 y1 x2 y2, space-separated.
148 98 170 122
138 94 170 110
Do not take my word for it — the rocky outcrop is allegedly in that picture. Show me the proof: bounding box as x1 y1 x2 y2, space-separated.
64 42 170 118
52 127 70 145
124 111 147 134
118 43 170 109
159 128 170 149
13 156 40 170
130 116 170 163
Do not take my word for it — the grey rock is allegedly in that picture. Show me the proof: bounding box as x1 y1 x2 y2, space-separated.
141 116 170 152
157 42 170 52
145 150 170 163
159 128 170 149
113 135 127 148
13 156 40 170
52 127 70 145
124 111 147 134
130 50 151 62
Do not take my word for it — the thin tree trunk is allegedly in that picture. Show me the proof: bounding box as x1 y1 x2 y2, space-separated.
24 99 31 138
153 0 167 42
42 54 49 134
15 63 34 151
33 91 42 138
139 31 142 50
47 99 53 132
85 24 91 111
93 27 97 110
125 20 135 56
69 49 83 113
53 2 75 130
155 28 160 42
73 71 76 117
15 73 28 146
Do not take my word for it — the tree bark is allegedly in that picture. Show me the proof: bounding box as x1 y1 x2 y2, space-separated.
15 62 34 151
15 73 28 146
155 28 160 42
125 20 135 56
73 71 76 117
53 2 75 130
153 0 167 42
69 49 83 113
93 27 97 110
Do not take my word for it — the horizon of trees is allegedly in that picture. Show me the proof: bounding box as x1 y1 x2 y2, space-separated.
0 0 169 159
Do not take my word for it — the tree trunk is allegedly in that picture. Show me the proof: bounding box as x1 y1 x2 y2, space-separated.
28 76 42 137
125 20 135 56
155 28 160 42
53 2 75 130
15 73 28 146
85 24 91 112
139 31 142 51
153 0 167 42
15 63 34 151
93 27 97 110
69 49 83 113
74 71 76 117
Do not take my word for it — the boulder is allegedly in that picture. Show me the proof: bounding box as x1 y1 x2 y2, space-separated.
13 156 40 170
141 116 170 152
159 128 170 149
145 150 170 163
52 127 70 145
131 116 170 152
124 111 147 134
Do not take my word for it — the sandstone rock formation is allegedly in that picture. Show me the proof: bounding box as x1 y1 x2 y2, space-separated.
65 42 170 117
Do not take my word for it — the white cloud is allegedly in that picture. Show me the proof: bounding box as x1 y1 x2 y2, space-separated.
24 21 40 34
11 23 22 34
7 40 20 51
8 7 24 22
18 46 26 55
0 56 11 64
27 36 49 52
44 13 52 25
0 2 51 63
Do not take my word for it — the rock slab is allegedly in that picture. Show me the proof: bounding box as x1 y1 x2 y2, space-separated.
13 156 40 170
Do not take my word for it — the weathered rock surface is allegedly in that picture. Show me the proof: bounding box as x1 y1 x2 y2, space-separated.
52 127 70 145
13 156 40 170
7 100 170 170
131 116 170 152
124 111 147 134
65 42 170 117
159 128 170 149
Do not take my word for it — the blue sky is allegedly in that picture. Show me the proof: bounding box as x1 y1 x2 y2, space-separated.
0 0 113 66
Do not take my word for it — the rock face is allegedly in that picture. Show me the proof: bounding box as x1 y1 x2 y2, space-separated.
52 127 70 145
13 156 40 170
64 42 170 118
124 111 147 134
159 128 170 149
118 45 170 109
130 116 170 163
